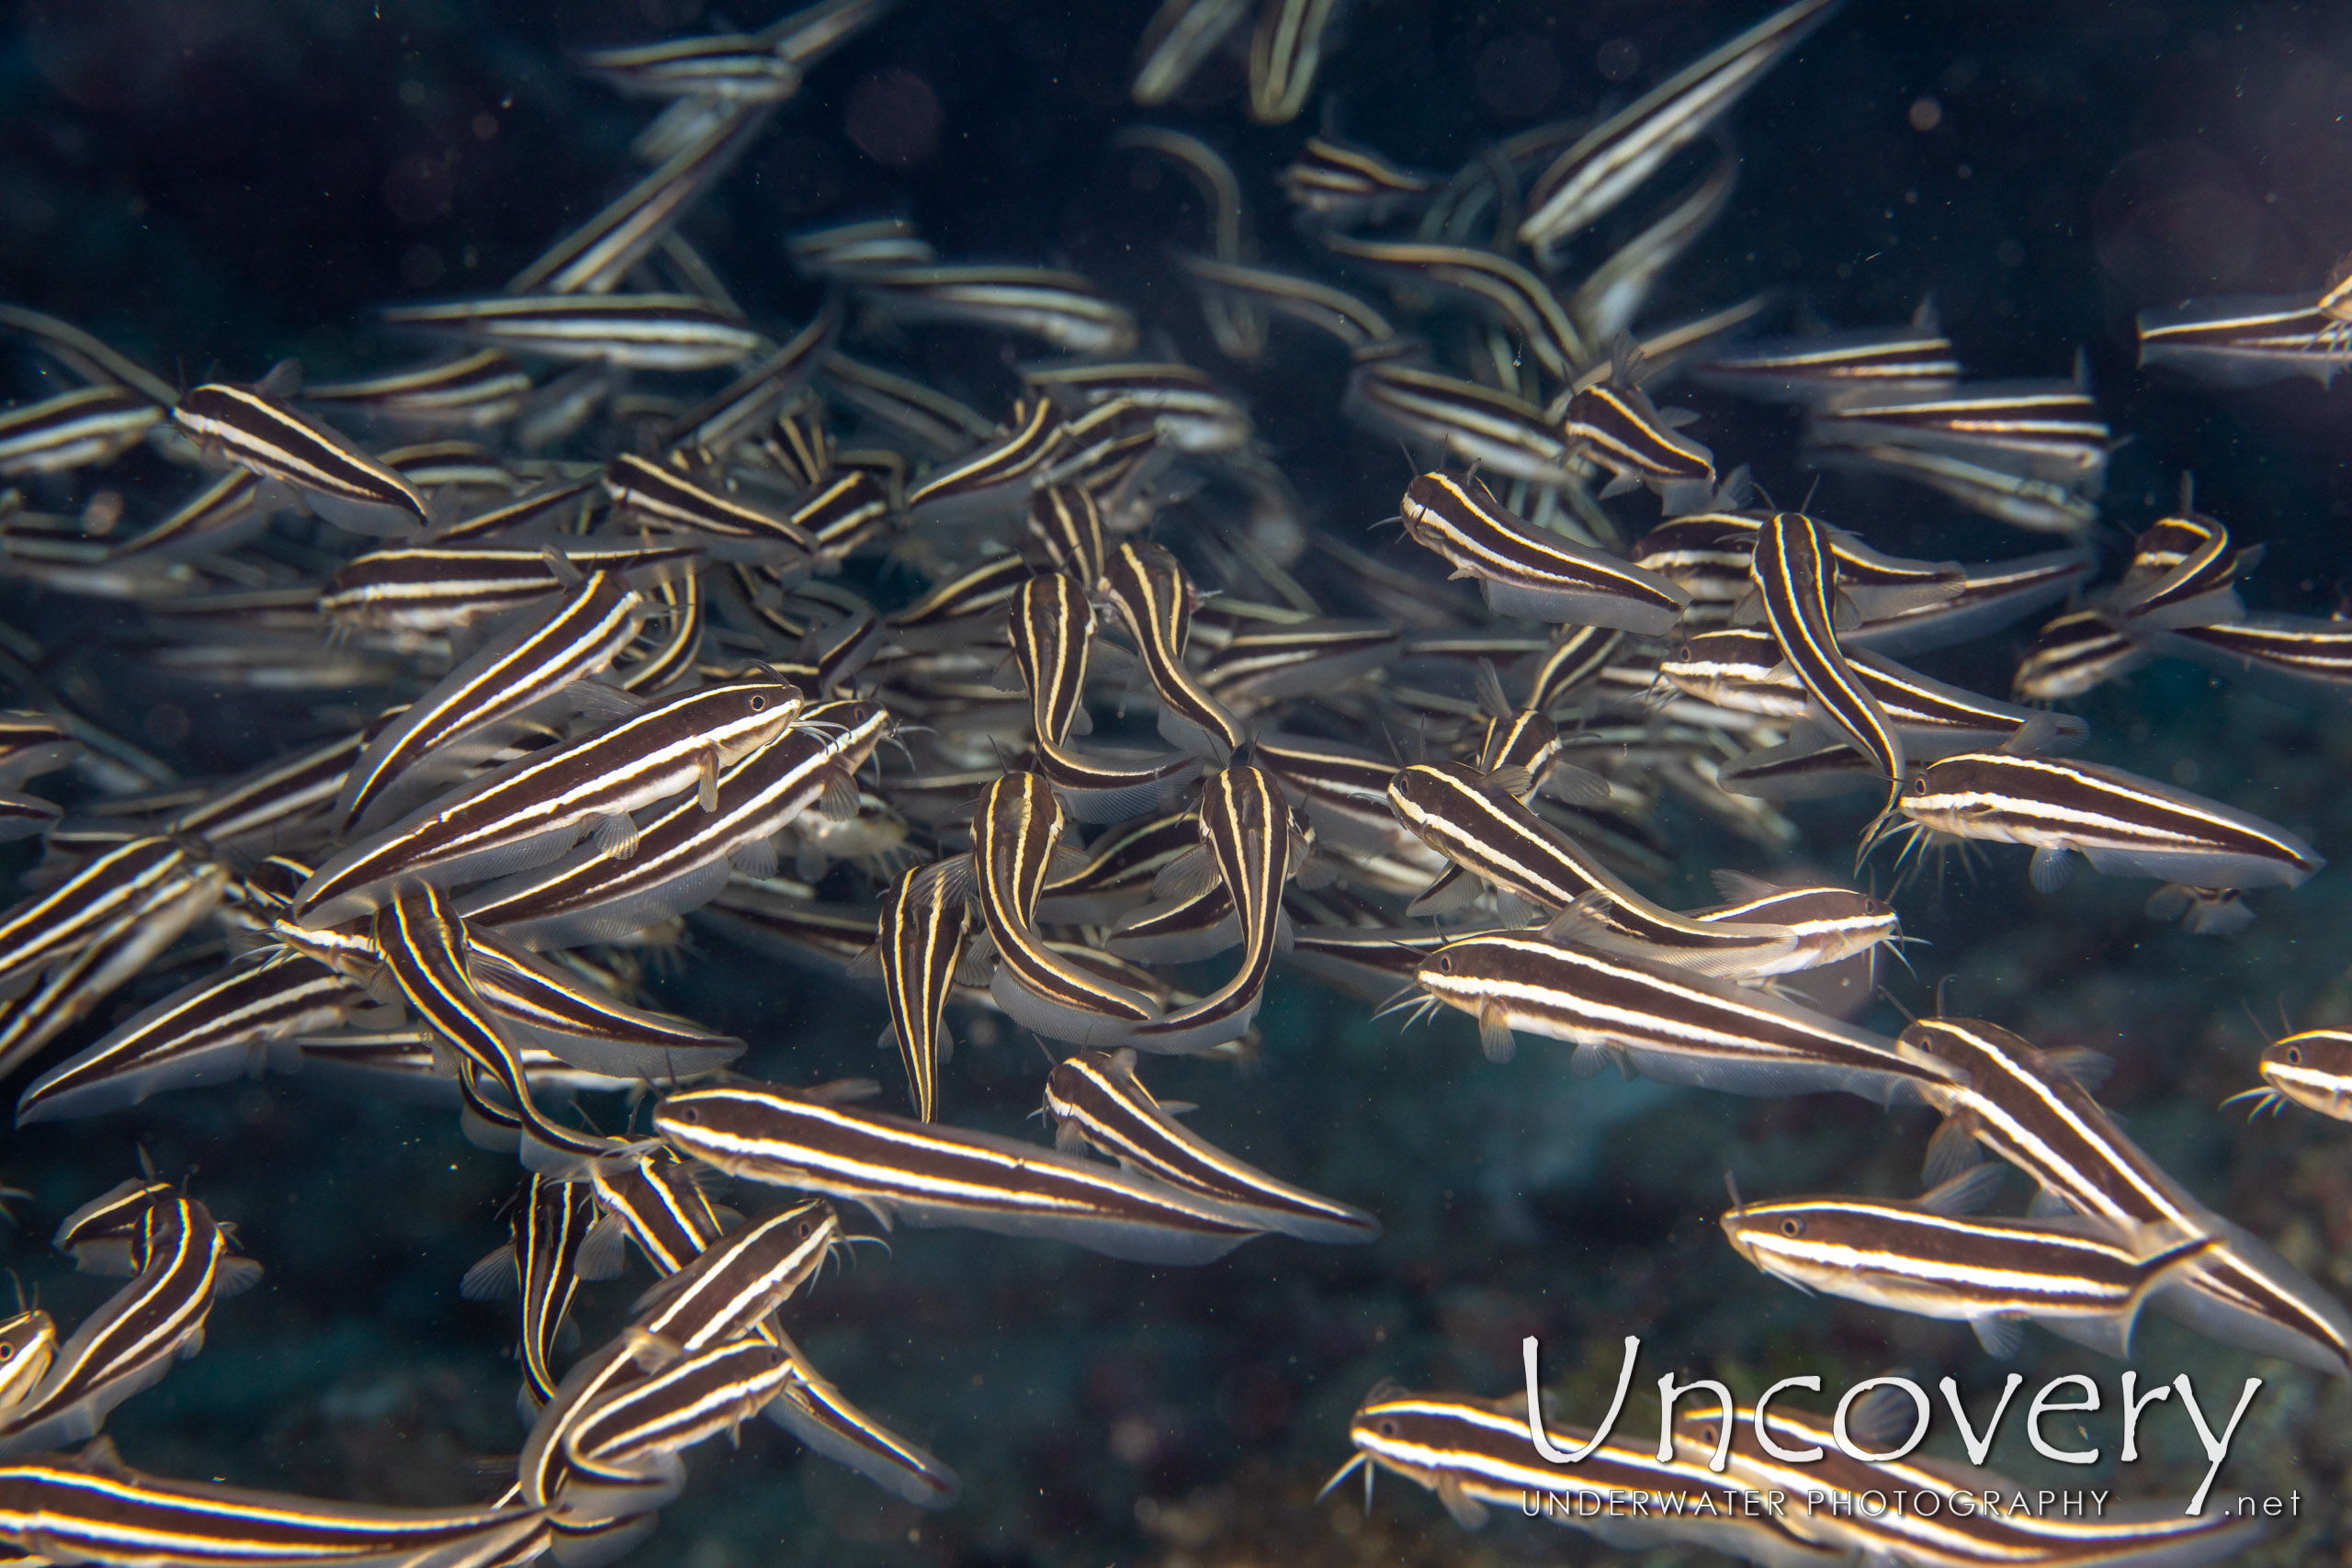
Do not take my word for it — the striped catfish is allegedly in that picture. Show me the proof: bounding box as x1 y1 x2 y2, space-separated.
301 348 533 432
1690 299 1960 404
458 700 886 948
854 267 1136 356
170 372 432 536
1747 510 1904 811
16 948 365 1124
1568 140 1740 347
1046 1049 1375 1244
1385 761 1798 976
2154 614 2352 707
1278 134 1438 228
967 771 1161 1046
0 836 199 998
556 1337 795 1519
1338 1387 1841 1566
2138 286 2352 388
1906 1016 2352 1377
1100 540 1246 762
1396 469 1688 635
1408 930 1949 1102
1519 0 1844 259
1872 742 2324 894
1177 254 1395 349
1127 764 1302 1052
0 1193 253 1459
0 1449 549 1568
1035 810 1199 924
294 676 803 925
882 556 1035 649
1723 1164 2221 1358
0 385 162 477
461 1173 625 1415
589 1145 727 1277
1556 342 1717 502
1684 1399 2263 1567
1807 377 2111 490
2239 1027 2352 1123
369 884 630 1175
1815 439 2099 535
338 570 648 832
381 293 766 371
320 539 699 636
1008 573 1094 748
0 1312 52 1419
858 863 972 1122
657 1080 1283 1263
1343 351 1575 485
605 453 817 562
1846 543 2098 658
1319 236 1586 380
2014 606 2148 703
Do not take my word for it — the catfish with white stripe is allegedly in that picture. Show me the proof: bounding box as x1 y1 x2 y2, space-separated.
320 539 700 636
967 771 1162 1046
1100 540 1247 762
1747 509 1905 811
1871 733 2324 894
0 1192 254 1458
1568 139 1740 347
337 569 649 832
2137 286 2352 387
1339 1387 1844 1566
301 348 534 432
1046 1049 1376 1244
1035 809 1199 923
880 555 1034 649
382 293 766 371
1555 339 1717 502
370 884 631 1176
1807 376 2112 491
760 1320 961 1509
1343 350 1575 485
1176 254 1395 348
462 1172 626 1415
0 385 163 476
904 397 1066 528
556 1337 797 1518
854 267 1138 355
1013 568 1205 821
1682 1398 2264 1568
1408 930 1951 1103
2239 1027 2352 1123
1128 763 1302 1052
1197 621 1401 706
605 453 817 562
294 674 803 925
1317 235 1587 382
1690 300 1961 405
1814 439 2100 535
1385 761 1800 976
1845 542 2098 657
170 372 432 536
1905 1015 2352 1376
0 1448 551 1568
1397 469 1689 635
15 947 366 1125
1518 0 1845 261
458 700 887 949
1278 134 1438 228
1724 1164 2222 1358
857 863 973 1122
2013 606 2148 702
656 1080 1283 1263
0 1310 53 1418
0 836 198 998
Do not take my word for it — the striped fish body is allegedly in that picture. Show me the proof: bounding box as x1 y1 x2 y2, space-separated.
874 863 971 1122
973 772 1161 1046
1415 931 1941 1102
1035 809 1199 924
1886 750 2324 893
464 931 745 1079
2138 289 2352 387
1047 1050 1375 1243
321 541 699 636
1278 135 1438 228
1199 620 1400 708
294 678 802 925
1750 511 1903 810
605 452 816 561
883 555 1035 649
1129 764 1297 1052
16 949 365 1125
2159 614 2352 705
1347 1391 1842 1564
1807 378 2110 489
1398 470 1688 635
1318 236 1586 380
0 837 194 998
1689 1402 2262 1567
589 1147 726 1277
0 1196 232 1459
1557 374 1716 496
1847 544 2098 659
1519 0 1843 255
382 293 765 371
854 268 1137 355
1812 440 2100 535
1008 573 1094 747
759 1322 961 1509
301 348 533 431
580 34 802 100
0 1313 52 1420
1688 312 1961 405
1724 1191 2219 1343
656 1082 1278 1264
0 385 162 476
561 1338 792 1508
1697 874 1899 972
459 700 887 949
1343 356 1573 485
2013 607 2147 702
338 570 649 831
170 382 429 536
1101 541 1245 762
464 1173 616 1413
0 1456 549 1568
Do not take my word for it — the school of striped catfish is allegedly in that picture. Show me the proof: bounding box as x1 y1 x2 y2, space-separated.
0 0 2345 1562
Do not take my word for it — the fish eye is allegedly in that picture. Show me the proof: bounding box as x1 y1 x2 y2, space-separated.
748 694 768 712
1906 775 1928 795
1780 1218 1803 1236
2287 1047 2303 1065
1698 1423 1717 1444
797 1219 814 1239
1436 956 1453 974
1376 1419 1396 1437
671 1106 700 1125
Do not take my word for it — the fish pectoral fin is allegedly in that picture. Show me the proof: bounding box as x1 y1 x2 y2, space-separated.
593 813 642 862
1568 1042 1611 1079
1919 1117 1984 1187
1435 1476 1490 1531
1971 1314 2026 1359
1917 1160 2008 1216
697 746 720 811
1476 1001 1516 1064
2027 1187 2083 1220
2028 844 2074 893
817 765 863 822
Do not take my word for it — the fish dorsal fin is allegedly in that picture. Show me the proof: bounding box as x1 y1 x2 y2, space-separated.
1917 1161 2007 1216
255 357 304 399
1710 868 1779 902
1998 711 2065 755
1474 658 1512 720
575 1213 629 1281
1920 1117 1984 1188
1912 294 1941 333
1609 331 1648 389
802 1077 883 1105
460 1243 520 1301
2038 1046 2113 1096
1846 1379 1927 1449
